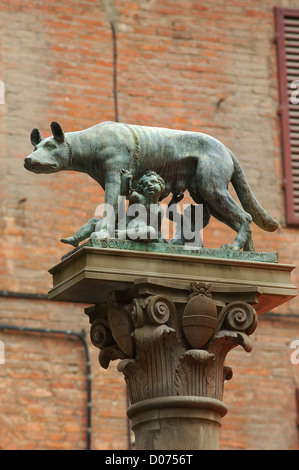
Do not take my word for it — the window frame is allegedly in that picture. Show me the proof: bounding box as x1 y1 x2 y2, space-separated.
275 6 299 225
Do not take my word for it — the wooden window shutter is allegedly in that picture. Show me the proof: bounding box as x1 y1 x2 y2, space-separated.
275 7 299 225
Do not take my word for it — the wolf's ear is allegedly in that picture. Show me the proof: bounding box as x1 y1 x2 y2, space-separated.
30 128 44 146
51 121 65 143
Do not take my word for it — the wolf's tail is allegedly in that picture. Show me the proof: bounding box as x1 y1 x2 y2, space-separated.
230 152 278 232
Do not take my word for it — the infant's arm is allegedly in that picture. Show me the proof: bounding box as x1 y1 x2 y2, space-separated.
127 191 145 204
120 169 134 196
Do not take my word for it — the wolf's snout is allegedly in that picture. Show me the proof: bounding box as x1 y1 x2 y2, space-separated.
24 155 58 174
24 157 32 169
24 156 41 171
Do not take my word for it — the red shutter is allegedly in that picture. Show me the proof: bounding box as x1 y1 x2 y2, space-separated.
275 7 299 225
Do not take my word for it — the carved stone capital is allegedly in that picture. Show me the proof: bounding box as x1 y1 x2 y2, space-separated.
85 280 258 405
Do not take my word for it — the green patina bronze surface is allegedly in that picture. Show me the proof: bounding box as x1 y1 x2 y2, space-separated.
61 238 279 263
24 121 279 254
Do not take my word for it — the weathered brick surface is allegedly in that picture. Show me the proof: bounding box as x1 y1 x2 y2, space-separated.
0 297 128 450
221 316 299 450
0 0 299 450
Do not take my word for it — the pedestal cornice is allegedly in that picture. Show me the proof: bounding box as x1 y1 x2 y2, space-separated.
48 246 297 315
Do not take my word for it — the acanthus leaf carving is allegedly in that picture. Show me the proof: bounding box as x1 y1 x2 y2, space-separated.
133 324 176 348
212 330 254 354
118 358 149 404
99 344 125 370
175 349 215 397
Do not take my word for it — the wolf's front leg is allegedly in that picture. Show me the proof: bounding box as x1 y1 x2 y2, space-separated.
93 171 121 239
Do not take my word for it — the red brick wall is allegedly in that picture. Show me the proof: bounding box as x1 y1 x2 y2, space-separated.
221 315 299 450
0 0 299 449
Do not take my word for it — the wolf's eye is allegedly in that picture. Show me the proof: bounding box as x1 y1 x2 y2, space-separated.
45 142 57 150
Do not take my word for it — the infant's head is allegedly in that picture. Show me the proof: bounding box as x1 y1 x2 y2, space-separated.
136 171 166 199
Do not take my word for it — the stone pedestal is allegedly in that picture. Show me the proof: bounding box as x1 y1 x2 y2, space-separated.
48 245 297 450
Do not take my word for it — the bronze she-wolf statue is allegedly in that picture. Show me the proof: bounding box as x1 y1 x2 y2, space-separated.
24 121 278 251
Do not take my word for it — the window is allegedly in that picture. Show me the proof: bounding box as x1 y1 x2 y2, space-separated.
275 7 299 225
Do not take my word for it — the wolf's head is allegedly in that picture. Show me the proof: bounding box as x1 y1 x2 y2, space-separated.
24 122 71 174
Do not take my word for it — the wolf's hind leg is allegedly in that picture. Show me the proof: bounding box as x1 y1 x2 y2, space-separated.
200 188 252 251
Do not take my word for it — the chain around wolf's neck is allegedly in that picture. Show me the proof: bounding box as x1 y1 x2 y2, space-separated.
65 137 73 166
